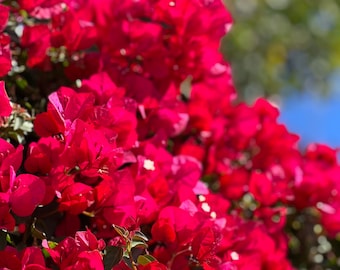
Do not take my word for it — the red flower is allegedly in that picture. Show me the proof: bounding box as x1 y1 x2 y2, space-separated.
151 206 198 247
0 34 11 76
152 218 177 244
0 247 22 270
0 5 11 77
220 169 249 200
58 182 95 215
44 237 76 266
80 72 125 105
53 9 98 52
0 81 11 117
0 203 15 231
0 138 23 174
191 226 221 268
43 230 105 269
75 229 106 251
10 172 46 217
73 250 104 270
21 24 51 69
320 201 340 237
21 247 47 270
249 171 278 206
24 137 63 175
34 111 65 138
138 261 168 270
0 5 9 32
18 0 63 14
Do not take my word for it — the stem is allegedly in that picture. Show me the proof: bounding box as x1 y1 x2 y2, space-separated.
38 208 59 219
126 240 138 270
128 248 138 270
168 248 191 269
82 210 95 217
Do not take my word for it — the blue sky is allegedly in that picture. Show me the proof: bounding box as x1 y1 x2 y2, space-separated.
279 69 340 148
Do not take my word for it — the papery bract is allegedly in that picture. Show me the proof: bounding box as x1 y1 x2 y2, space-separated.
0 138 23 174
0 203 15 231
20 247 46 270
138 261 168 270
0 5 9 32
73 250 104 270
249 172 278 206
75 229 106 251
10 173 46 217
21 24 51 69
0 247 22 270
0 34 11 76
34 111 65 138
58 182 94 215
44 230 105 269
0 81 11 117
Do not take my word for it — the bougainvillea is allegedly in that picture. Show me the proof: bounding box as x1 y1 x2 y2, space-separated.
0 0 339 269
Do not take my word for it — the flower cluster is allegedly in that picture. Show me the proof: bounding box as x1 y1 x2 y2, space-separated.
0 0 339 269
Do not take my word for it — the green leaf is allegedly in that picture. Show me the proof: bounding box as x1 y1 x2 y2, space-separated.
42 241 58 258
131 240 148 249
132 231 149 242
104 246 124 270
42 248 50 258
112 224 129 238
137 254 157 266
16 77 28 89
180 76 192 100
6 234 14 245
31 227 46 240
31 221 47 240
46 241 58 249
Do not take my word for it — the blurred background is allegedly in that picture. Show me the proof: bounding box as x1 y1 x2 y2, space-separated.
222 0 340 148
222 2 340 269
